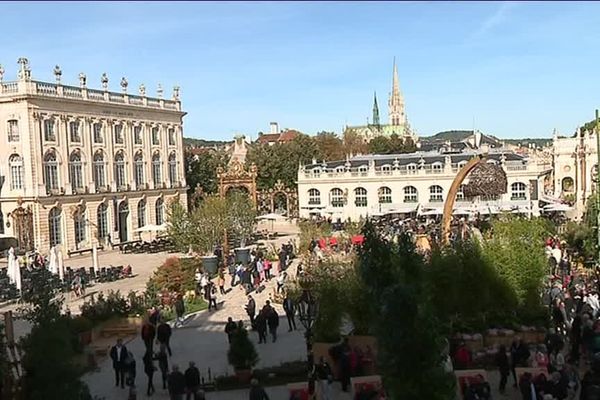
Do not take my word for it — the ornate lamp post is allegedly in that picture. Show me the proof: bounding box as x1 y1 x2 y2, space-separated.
297 277 319 399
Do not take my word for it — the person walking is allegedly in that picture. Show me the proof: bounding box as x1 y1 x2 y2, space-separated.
495 344 510 395
316 356 333 400
156 345 170 390
125 351 137 387
109 338 128 389
283 293 297 331
249 378 270 400
207 281 218 310
267 307 279 343
276 271 287 294
245 295 256 328
225 317 237 344
167 365 186 400
174 295 186 328
184 361 201 400
143 350 156 396
157 319 173 356
255 310 268 344
218 267 226 295
141 318 157 354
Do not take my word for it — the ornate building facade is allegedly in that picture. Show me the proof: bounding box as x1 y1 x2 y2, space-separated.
0 58 187 253
297 148 552 222
343 59 417 142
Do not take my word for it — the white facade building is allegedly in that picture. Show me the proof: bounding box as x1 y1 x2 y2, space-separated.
297 149 551 222
0 58 187 253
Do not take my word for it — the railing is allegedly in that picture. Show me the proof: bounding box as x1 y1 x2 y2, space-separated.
109 93 125 103
63 86 83 99
36 82 58 96
147 99 160 107
88 89 104 101
130 96 144 105
506 163 527 171
164 101 178 110
1 82 18 93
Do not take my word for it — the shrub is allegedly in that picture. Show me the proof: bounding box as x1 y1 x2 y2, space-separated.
227 325 259 370
146 256 200 298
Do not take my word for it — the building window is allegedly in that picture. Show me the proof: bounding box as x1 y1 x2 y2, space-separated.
378 186 392 204
9 154 24 190
137 199 146 228
114 124 124 144
114 152 126 190
97 203 109 241
335 166 345 174
381 165 392 175
134 126 143 145
155 198 164 225
407 163 417 174
48 207 62 247
456 184 467 201
168 128 176 146
69 121 81 142
152 153 162 188
7 120 19 142
0 205 4 235
44 119 56 141
429 185 443 202
152 127 160 145
355 187 368 207
69 151 84 191
403 186 418 203
312 168 321 178
308 189 320 205
511 182 527 200
93 123 103 143
561 177 574 193
134 152 144 189
432 162 443 173
168 153 177 187
358 166 368 175
330 188 344 208
74 210 87 246
93 151 106 189
44 151 59 192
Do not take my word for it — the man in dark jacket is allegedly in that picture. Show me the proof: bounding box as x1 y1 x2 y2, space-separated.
167 365 186 400
141 319 156 354
255 311 268 344
225 317 237 343
283 293 297 332
174 295 186 328
267 308 279 343
157 319 173 356
245 296 256 328
110 338 129 388
249 378 270 400
143 351 156 396
184 361 201 400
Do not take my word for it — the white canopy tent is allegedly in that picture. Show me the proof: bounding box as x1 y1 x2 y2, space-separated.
48 246 58 275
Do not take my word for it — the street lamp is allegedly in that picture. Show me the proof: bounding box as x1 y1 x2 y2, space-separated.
297 279 319 399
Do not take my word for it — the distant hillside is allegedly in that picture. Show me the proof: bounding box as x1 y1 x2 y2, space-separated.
184 137 232 147
423 130 551 148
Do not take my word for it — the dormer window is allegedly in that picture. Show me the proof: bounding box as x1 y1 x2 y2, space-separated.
312 168 321 178
407 163 417 174
358 165 368 175
432 162 443 173
381 164 392 175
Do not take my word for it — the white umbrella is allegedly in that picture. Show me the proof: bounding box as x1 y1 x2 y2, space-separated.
12 254 21 293
544 203 572 212
57 247 64 282
48 246 57 275
92 243 99 273
6 247 15 284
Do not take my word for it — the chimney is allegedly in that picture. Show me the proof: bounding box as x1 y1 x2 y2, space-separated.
270 122 279 134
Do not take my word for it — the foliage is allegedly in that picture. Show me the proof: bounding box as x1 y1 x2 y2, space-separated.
298 219 332 253
0 322 9 395
184 148 230 206
146 256 201 297
158 297 207 322
342 263 372 335
227 325 259 370
367 133 416 154
183 137 232 147
481 217 552 310
357 222 455 400
343 129 368 155
19 267 92 400
562 220 596 261
80 290 130 324
227 191 257 247
166 200 193 252
314 131 345 161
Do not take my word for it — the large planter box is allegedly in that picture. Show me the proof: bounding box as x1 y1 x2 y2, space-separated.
91 316 143 342
234 247 251 265
201 255 219 275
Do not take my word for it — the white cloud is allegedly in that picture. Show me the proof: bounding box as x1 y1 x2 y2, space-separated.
471 2 518 39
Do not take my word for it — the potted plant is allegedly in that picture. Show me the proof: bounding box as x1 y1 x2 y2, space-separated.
227 324 259 382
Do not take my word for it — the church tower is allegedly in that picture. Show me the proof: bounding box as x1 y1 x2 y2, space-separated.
388 58 406 126
372 91 380 126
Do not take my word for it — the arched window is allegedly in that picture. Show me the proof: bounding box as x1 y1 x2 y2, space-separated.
403 186 418 203
137 199 147 228
48 207 62 247
168 153 177 187
93 151 106 189
114 152 126 189
155 198 164 225
7 120 19 142
69 151 83 190
9 154 24 190
511 182 527 200
308 189 321 205
561 177 574 193
74 208 86 247
152 153 162 188
44 151 59 192
456 184 467 201
134 151 144 189
378 187 392 204
97 203 109 240
330 188 344 208
355 187 368 207
429 185 443 202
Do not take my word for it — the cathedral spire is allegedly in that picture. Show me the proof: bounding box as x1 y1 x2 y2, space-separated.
372 91 380 126
388 57 406 126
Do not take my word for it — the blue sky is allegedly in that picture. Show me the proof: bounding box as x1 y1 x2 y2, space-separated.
2 1 599 140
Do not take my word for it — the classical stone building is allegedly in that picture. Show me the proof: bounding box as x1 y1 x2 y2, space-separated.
343 59 417 143
0 58 187 254
297 147 552 222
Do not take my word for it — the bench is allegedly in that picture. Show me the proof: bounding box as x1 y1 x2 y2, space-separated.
101 326 137 338
68 245 104 257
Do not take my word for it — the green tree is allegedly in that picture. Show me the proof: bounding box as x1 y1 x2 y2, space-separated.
166 200 193 252
367 136 392 154
185 149 230 205
227 325 259 370
343 128 368 155
314 131 344 161
227 191 257 247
